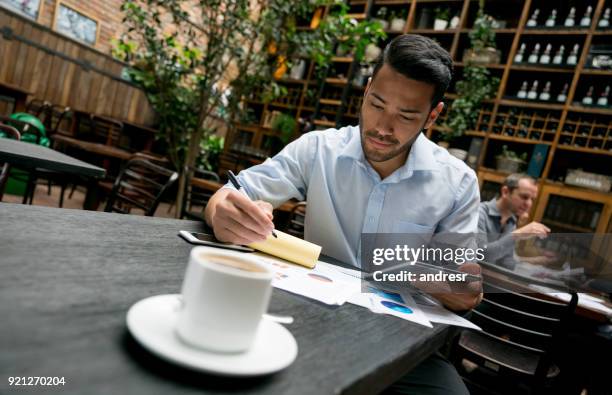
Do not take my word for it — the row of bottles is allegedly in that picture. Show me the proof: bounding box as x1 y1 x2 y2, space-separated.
526 7 610 28
514 43 580 66
516 80 568 102
581 86 610 107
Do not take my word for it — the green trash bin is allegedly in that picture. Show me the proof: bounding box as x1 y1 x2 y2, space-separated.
1 112 49 197
5 112 49 147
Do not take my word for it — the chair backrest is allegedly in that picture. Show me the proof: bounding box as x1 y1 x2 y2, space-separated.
182 167 221 220
25 99 51 118
130 151 171 167
104 158 178 216
286 202 307 239
0 123 21 200
44 105 72 135
461 280 577 379
80 114 123 146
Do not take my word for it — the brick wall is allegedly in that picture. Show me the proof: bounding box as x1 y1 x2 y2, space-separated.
4 0 126 54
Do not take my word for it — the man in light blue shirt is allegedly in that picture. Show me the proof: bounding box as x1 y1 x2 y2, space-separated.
206 34 480 395
221 124 479 267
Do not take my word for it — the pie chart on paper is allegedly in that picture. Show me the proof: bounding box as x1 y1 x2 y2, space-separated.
307 273 333 283
380 300 413 314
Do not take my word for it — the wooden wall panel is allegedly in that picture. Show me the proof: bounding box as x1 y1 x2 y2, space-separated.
0 8 156 126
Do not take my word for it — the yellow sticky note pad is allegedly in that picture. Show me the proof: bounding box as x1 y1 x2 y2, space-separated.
248 230 322 269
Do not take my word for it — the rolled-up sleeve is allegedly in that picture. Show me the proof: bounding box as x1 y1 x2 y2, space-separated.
232 133 318 207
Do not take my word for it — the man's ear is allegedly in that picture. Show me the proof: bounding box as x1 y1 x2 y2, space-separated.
424 102 445 129
500 186 510 198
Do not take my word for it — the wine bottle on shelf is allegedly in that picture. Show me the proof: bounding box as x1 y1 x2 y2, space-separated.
527 9 540 27
564 7 576 27
528 43 541 63
580 6 592 27
557 83 568 102
552 45 565 65
566 44 580 66
599 8 610 28
539 44 552 64
514 43 526 63
517 81 529 98
597 86 610 107
527 80 539 100
539 81 551 101
582 86 594 105
545 9 557 27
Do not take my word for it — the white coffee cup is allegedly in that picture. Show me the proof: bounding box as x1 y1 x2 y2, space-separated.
176 246 273 353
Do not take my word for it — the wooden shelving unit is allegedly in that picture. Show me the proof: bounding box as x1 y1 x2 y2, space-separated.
223 0 611 233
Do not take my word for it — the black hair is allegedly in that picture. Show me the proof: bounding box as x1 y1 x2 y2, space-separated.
371 34 453 108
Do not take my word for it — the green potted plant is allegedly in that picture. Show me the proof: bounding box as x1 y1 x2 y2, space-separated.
463 0 501 64
389 9 407 32
442 1 500 149
271 113 297 145
433 7 450 30
375 7 390 30
496 145 527 173
198 135 224 172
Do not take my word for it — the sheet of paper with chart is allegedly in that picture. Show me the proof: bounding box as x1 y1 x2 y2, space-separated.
253 253 482 329
254 254 361 305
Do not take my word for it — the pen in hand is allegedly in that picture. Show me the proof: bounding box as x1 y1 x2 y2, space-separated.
227 170 278 238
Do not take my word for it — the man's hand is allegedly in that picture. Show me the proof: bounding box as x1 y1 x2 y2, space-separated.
206 189 275 245
512 221 551 240
429 263 483 312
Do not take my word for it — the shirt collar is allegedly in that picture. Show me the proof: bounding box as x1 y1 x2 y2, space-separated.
338 126 440 178
338 125 365 161
485 198 517 224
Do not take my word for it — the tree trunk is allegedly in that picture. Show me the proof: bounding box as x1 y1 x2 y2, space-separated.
175 126 205 218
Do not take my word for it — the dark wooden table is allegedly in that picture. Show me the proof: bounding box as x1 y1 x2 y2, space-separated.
481 262 612 322
0 138 105 209
68 109 156 152
52 134 133 161
0 81 31 112
0 204 453 395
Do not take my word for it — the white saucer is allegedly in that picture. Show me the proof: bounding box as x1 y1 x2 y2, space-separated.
126 294 298 376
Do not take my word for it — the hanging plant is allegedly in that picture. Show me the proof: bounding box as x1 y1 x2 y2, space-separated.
443 1 500 142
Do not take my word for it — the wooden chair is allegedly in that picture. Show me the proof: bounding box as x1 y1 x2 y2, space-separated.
30 104 74 201
63 114 126 202
104 158 178 216
181 167 221 221
25 99 51 118
286 201 307 239
80 114 124 147
0 123 21 201
44 105 73 136
451 281 577 395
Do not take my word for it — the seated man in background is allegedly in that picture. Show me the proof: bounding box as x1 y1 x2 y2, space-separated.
206 34 481 395
478 173 551 269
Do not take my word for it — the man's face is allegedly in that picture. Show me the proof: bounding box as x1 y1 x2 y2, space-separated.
360 64 443 166
503 179 538 217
